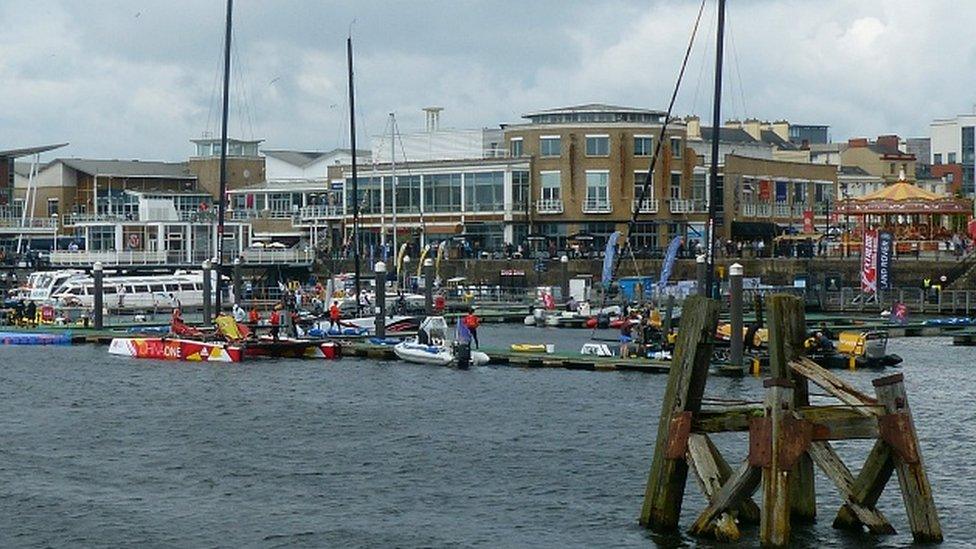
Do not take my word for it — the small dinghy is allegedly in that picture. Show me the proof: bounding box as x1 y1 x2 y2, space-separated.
393 316 489 367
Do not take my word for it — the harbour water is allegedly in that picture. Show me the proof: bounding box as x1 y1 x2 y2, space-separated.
1 328 973 547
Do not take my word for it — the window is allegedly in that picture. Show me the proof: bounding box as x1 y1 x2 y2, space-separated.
792 181 806 204
814 182 833 203
889 163 896 175
634 135 653 156
464 172 504 212
90 226 115 251
693 171 707 202
634 171 653 200
47 198 59 217
948 152 957 164
585 135 609 156
631 222 659 251
513 171 530 211
424 173 462 213
934 153 943 165
394 175 421 214
540 171 561 201
670 172 682 199
510 138 523 158
540 136 561 157
585 171 610 209
670 137 682 159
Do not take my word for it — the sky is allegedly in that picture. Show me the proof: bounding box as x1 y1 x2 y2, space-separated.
3 0 976 162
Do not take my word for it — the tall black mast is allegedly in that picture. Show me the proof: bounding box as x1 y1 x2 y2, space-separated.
704 0 726 298
347 37 362 307
214 0 233 318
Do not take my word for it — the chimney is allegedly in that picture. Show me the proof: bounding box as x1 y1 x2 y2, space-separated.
423 106 443 132
685 115 701 140
877 134 900 154
770 120 790 141
724 118 742 130
742 118 762 140
848 137 869 148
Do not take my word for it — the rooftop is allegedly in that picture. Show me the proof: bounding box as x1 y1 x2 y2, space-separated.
262 148 370 168
521 103 667 125
57 158 196 179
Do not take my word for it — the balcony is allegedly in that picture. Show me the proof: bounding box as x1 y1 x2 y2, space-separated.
298 205 344 222
0 216 58 230
65 212 137 225
241 248 314 265
772 203 791 217
535 199 564 214
50 249 168 266
669 199 707 214
582 198 612 214
632 198 659 214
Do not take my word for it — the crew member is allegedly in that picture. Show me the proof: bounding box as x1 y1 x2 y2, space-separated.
619 312 636 358
269 305 282 342
248 307 260 325
329 300 342 331
463 308 481 349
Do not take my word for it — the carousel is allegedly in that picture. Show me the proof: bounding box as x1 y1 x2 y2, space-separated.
834 178 973 254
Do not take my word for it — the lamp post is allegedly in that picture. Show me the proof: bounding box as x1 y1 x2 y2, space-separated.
402 255 411 291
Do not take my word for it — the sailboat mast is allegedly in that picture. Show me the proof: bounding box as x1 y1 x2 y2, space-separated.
214 0 233 318
390 112 397 274
347 37 362 306
704 0 726 298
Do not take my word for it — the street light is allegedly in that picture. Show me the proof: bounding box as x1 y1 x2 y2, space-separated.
839 182 851 258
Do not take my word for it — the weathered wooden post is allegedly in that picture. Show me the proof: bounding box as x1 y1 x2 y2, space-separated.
759 378 797 547
374 261 387 339
729 262 744 370
202 259 212 323
423 257 434 315
232 256 242 305
872 373 943 543
640 296 720 531
92 261 104 330
696 254 707 296
767 294 816 522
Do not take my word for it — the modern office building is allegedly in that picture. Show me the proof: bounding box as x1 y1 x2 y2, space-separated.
930 114 976 196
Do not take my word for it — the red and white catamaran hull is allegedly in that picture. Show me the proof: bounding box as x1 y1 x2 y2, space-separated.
108 337 243 362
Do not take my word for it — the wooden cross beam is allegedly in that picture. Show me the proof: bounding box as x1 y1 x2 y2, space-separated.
807 440 896 534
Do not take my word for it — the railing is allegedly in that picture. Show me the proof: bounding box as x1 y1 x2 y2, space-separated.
790 204 807 217
66 213 137 225
240 248 314 264
669 199 706 214
632 198 659 213
50 250 168 266
0 217 58 229
772 203 791 217
535 199 564 214
298 205 344 221
582 199 612 213
229 209 295 220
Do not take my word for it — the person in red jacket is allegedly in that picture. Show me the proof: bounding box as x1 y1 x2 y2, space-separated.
463 308 481 349
269 305 282 341
328 300 341 331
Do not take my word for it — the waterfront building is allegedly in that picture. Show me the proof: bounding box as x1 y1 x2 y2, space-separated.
930 113 976 196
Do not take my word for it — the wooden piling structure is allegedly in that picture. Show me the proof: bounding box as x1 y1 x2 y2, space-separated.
374 261 386 339
641 292 942 547
640 295 720 531
92 261 104 330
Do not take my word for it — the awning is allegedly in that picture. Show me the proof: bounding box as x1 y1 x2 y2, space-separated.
731 220 780 239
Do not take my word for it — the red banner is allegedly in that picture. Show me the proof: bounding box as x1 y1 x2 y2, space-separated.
758 179 771 201
860 229 878 294
802 210 814 233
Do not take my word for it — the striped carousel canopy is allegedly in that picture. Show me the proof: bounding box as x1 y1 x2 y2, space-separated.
855 181 941 202
838 181 971 215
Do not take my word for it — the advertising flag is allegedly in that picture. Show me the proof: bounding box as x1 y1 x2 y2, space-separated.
601 231 622 288
659 236 682 288
802 210 814 234
860 229 878 294
877 231 894 291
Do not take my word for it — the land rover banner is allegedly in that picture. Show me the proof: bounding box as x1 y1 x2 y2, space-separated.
860 229 878 294
877 231 894 291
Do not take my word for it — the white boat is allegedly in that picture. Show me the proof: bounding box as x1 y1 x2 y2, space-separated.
393 316 489 367
49 270 223 311
7 269 84 303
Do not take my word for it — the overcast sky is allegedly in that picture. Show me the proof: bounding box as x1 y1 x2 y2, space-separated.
3 0 975 161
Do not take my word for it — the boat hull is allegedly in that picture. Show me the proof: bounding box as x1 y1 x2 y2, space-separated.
108 337 242 362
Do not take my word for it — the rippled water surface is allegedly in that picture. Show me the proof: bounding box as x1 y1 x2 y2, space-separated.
0 327 973 547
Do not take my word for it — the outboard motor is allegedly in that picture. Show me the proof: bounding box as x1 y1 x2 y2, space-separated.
596 312 610 329
454 341 472 370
